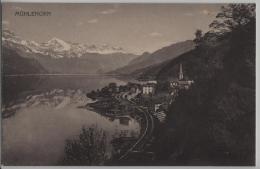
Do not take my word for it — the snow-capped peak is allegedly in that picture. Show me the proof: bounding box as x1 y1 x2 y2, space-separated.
44 37 71 51
31 40 40 47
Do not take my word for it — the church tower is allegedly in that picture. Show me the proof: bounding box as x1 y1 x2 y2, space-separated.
179 63 184 80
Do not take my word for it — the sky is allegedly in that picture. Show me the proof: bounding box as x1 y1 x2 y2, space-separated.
2 3 224 54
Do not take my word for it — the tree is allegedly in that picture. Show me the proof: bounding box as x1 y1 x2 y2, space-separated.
61 126 108 166
193 29 203 47
209 4 255 35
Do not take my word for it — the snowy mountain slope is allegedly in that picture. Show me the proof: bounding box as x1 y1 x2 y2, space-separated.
2 29 129 58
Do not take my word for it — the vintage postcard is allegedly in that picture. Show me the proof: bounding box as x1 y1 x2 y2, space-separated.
1 2 256 166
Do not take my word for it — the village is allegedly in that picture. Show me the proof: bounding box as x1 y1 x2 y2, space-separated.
86 63 194 123
85 63 194 161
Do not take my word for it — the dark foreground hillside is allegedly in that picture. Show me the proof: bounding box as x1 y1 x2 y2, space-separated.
150 4 255 166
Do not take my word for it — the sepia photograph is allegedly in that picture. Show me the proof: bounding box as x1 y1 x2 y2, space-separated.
1 2 256 166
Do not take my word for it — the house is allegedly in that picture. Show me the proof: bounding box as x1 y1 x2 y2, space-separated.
139 80 157 85
154 103 162 112
147 80 157 84
170 81 178 88
153 103 167 122
141 80 157 95
178 80 194 89
142 83 156 95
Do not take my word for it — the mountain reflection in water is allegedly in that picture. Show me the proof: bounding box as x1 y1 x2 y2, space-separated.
2 76 140 165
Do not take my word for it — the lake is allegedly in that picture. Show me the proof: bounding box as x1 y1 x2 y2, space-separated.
2 75 141 165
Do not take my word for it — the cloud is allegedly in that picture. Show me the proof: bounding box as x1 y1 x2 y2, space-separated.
100 4 119 15
88 19 98 24
76 21 84 26
100 8 116 15
149 32 163 37
12 6 23 11
200 9 216 16
184 12 194 16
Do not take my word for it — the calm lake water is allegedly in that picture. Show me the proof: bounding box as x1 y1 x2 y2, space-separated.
2 75 140 165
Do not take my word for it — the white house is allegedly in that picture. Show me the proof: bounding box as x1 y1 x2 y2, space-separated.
142 84 155 95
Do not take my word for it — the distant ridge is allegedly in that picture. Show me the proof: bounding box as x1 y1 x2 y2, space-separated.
112 40 195 75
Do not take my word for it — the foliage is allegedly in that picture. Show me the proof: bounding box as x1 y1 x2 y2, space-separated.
209 4 255 35
193 29 203 47
61 126 108 166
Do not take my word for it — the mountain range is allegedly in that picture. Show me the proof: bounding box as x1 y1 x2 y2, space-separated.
3 29 128 58
2 29 195 75
2 29 138 74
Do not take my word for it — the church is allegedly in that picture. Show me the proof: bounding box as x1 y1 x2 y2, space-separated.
169 63 194 90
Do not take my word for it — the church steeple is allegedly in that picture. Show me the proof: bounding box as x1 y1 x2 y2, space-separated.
179 63 184 80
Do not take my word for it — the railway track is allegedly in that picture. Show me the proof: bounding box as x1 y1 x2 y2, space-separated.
118 100 154 160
